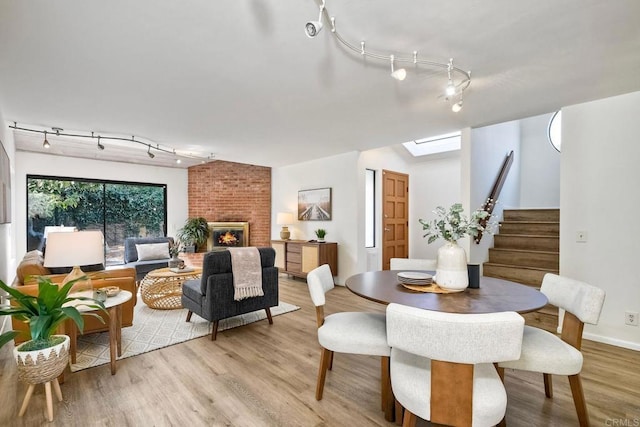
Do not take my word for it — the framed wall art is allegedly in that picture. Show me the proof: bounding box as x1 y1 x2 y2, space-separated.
298 187 331 221
0 139 10 224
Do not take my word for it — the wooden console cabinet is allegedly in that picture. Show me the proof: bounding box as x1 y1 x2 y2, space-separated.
271 240 338 278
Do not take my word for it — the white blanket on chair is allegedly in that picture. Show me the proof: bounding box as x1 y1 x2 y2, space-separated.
228 247 264 301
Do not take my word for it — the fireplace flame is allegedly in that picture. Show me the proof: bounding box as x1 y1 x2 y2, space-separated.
218 231 239 246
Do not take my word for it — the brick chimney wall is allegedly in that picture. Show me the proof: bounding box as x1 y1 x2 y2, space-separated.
187 160 271 247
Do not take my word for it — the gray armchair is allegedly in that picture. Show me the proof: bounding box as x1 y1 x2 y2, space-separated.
123 236 174 281
182 248 279 340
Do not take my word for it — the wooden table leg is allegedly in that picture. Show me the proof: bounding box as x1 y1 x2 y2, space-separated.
53 378 63 402
68 321 77 364
116 305 123 357
108 305 117 375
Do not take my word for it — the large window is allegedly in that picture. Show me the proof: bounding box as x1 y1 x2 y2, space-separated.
27 175 167 265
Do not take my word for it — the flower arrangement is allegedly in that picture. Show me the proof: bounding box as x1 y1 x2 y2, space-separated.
169 239 182 258
419 203 491 244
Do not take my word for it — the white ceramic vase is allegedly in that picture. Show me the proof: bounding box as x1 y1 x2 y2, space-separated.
435 240 468 291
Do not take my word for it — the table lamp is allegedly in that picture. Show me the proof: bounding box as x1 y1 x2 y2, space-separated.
43 230 105 292
276 212 294 240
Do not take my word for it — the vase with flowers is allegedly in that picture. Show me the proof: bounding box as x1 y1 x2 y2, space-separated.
419 203 490 291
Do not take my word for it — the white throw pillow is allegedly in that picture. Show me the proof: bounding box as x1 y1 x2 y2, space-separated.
136 242 169 261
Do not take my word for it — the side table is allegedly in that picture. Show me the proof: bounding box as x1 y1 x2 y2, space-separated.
139 267 202 309
65 289 132 375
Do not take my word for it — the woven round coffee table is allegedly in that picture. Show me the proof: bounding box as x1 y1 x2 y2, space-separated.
139 267 202 309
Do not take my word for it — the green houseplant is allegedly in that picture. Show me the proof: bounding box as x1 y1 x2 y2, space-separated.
315 229 327 242
177 217 210 252
0 276 106 421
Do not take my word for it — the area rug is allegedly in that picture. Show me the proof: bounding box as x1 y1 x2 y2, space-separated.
70 299 300 372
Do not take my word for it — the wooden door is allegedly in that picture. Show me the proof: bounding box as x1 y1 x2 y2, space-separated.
382 170 409 270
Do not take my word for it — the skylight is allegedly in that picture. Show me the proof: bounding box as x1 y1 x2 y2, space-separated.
402 131 461 157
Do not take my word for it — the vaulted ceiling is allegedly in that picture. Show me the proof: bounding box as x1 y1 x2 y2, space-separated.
1 1 639 168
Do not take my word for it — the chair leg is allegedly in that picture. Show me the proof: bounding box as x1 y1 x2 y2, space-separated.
265 307 273 324
544 373 553 398
381 356 394 422
315 347 332 400
402 408 417 427
186 311 193 322
328 350 334 371
568 374 590 427
211 321 219 341
495 364 505 382
395 399 404 426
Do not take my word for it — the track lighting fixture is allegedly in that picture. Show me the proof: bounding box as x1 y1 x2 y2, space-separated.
42 131 50 149
305 0 325 38
10 122 212 165
306 1 471 110
390 55 406 81
452 100 463 113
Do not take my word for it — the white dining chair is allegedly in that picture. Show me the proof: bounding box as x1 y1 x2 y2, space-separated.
498 273 605 427
387 303 524 427
389 258 437 271
306 264 393 420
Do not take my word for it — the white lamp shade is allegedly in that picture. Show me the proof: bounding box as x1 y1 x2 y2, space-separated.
43 230 105 268
276 212 294 225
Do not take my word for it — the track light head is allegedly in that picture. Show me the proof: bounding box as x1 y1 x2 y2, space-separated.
43 131 50 149
97 136 105 150
452 100 463 113
390 55 406 81
446 81 456 97
147 146 155 159
305 20 323 38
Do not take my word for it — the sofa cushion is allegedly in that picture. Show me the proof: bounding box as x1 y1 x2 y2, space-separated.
136 242 170 261
124 236 174 262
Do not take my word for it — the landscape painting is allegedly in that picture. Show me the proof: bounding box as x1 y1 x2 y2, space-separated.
298 187 331 221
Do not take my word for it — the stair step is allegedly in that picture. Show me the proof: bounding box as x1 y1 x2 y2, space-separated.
483 263 558 287
499 221 559 236
522 304 559 333
503 208 559 222
494 234 559 252
488 248 559 270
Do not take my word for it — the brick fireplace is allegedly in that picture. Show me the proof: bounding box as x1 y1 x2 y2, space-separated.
187 160 271 247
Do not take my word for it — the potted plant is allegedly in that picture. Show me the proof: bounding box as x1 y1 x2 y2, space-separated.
177 217 210 252
168 239 182 268
419 203 493 290
315 229 327 243
0 276 106 418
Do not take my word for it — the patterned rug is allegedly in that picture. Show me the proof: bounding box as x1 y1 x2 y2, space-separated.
70 299 300 372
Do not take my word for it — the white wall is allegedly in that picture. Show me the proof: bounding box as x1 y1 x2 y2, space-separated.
0 117 16 286
408 154 461 261
272 151 359 285
561 90 640 350
520 112 561 207
466 121 521 263
13 151 189 260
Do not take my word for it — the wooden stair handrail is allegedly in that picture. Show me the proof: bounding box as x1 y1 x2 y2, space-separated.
475 150 514 244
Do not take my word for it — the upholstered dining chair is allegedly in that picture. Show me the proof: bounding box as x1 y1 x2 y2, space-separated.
387 303 524 427
389 258 437 271
306 264 393 420
498 273 606 427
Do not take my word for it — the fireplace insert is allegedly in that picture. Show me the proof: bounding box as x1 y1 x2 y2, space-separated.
207 222 249 251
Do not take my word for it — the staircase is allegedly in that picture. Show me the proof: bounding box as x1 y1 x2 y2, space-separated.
483 208 560 331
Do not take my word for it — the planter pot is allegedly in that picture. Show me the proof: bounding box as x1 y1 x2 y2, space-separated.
168 256 181 268
435 241 468 291
14 335 70 385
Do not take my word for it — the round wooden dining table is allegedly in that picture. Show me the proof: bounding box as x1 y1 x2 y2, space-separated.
345 270 548 314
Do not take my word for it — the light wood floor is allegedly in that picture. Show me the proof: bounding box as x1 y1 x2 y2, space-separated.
1 275 638 426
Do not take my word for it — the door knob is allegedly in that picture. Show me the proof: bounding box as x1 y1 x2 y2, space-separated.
384 228 390 232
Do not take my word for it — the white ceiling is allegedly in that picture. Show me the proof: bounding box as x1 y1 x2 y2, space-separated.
1 0 639 169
